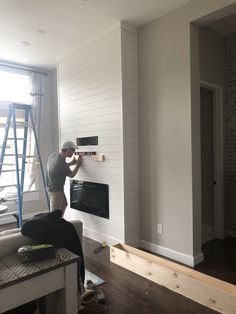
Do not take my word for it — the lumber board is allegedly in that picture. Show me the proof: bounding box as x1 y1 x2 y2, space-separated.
110 243 236 314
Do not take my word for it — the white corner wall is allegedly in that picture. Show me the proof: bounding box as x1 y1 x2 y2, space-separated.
58 23 139 246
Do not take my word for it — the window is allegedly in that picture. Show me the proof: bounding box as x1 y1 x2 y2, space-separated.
0 70 30 104
0 68 35 201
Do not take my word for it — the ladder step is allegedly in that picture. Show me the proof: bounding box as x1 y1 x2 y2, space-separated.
10 121 28 126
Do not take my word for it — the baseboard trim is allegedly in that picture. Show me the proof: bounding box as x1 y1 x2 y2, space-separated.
83 229 204 267
140 239 203 267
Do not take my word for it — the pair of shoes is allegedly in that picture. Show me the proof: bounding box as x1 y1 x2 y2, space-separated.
86 280 106 305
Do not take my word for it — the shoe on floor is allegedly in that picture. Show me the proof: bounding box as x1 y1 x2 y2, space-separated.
81 288 97 305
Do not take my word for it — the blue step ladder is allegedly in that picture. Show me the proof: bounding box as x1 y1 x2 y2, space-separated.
0 103 50 227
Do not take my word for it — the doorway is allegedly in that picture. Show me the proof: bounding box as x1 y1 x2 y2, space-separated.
200 82 224 244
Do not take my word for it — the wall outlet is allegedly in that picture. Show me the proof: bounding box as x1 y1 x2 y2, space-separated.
157 223 163 234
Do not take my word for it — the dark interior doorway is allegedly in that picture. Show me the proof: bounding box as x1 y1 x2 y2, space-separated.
200 86 215 244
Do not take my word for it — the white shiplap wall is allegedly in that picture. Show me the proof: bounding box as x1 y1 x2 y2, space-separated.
58 23 138 246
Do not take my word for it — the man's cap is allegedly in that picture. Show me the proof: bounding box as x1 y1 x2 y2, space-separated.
61 141 76 150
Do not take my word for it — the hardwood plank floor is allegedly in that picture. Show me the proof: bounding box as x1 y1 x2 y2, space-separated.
83 237 221 314
1 222 235 313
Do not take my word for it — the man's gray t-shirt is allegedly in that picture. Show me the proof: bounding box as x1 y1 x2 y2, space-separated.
46 152 72 192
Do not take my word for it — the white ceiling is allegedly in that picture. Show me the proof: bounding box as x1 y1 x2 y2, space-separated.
0 0 191 70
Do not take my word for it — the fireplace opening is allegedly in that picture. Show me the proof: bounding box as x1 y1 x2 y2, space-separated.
70 180 109 219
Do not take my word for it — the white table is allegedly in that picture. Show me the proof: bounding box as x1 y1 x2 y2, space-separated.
0 248 79 314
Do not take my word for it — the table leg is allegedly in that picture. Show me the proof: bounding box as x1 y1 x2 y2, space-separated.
57 263 78 314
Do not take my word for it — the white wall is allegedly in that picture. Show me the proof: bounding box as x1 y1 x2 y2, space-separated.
138 8 194 264
58 23 139 246
138 0 236 266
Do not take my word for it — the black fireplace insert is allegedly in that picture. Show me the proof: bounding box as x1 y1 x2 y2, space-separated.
70 180 109 219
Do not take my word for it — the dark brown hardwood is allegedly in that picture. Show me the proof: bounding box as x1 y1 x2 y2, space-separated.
83 237 220 314
1 222 235 313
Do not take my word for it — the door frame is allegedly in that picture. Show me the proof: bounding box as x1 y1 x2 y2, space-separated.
200 80 224 239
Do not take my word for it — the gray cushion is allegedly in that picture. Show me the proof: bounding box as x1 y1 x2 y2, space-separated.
0 232 35 257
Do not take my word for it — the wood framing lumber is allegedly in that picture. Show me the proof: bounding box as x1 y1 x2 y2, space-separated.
91 154 105 161
110 243 236 314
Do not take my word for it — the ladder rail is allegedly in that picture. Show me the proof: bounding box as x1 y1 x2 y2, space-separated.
12 106 23 227
20 107 30 193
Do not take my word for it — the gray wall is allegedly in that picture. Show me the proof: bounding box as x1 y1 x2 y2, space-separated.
138 0 236 264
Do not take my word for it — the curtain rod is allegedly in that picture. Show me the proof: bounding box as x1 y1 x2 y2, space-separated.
0 62 48 76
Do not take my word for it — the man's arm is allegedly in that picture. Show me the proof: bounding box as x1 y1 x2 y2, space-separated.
68 156 82 178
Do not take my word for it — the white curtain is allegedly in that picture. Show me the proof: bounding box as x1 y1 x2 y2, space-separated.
25 72 45 191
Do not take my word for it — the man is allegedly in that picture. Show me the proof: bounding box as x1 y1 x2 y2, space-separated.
46 141 82 215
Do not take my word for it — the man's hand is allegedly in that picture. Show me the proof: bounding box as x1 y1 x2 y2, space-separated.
68 155 82 178
68 157 77 166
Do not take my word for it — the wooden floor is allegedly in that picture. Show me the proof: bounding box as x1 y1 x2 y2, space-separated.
1 222 235 313
83 236 235 314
